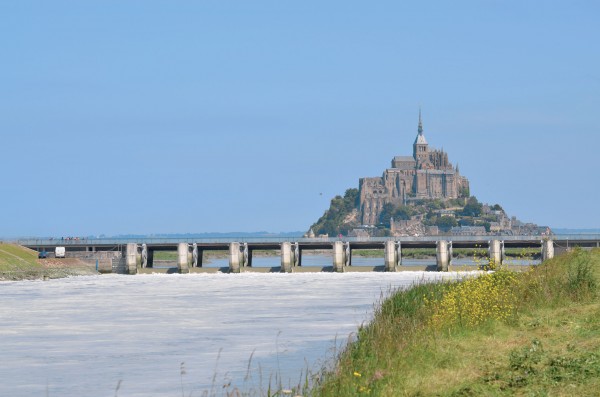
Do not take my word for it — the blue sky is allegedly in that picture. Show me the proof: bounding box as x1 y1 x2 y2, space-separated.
1 1 599 237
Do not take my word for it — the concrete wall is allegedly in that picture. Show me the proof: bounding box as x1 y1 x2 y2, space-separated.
489 240 502 266
332 241 345 272
436 240 449 271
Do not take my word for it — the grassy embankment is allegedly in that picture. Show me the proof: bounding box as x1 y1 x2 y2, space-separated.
309 248 600 396
0 243 43 274
0 243 96 280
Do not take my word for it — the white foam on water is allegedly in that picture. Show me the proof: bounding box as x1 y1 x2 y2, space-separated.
0 271 472 396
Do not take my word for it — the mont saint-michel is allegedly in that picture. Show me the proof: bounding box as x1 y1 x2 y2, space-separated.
310 112 549 237
359 111 470 225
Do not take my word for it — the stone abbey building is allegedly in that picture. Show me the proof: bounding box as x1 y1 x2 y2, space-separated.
359 112 470 225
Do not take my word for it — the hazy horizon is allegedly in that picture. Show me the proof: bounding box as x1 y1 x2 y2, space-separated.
4 228 600 240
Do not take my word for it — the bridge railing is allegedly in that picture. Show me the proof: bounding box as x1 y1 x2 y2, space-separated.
6 234 600 247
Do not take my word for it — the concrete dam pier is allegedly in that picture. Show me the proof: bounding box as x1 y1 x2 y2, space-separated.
14 235 591 275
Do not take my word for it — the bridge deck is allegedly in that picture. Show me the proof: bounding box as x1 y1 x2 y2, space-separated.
12 234 600 251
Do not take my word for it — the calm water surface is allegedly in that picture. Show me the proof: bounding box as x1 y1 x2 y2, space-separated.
0 262 476 396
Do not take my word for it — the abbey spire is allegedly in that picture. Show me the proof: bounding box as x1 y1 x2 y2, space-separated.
413 108 428 162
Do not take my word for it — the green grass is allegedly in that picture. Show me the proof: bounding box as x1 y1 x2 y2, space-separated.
503 247 539 258
452 247 539 259
155 248 538 262
152 250 281 261
353 248 437 258
152 251 179 260
352 248 538 260
309 248 600 396
0 243 42 272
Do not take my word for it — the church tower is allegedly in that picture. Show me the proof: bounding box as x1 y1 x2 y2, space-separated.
413 109 429 165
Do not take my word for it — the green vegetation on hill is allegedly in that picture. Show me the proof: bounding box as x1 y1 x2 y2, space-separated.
309 249 600 396
460 196 484 217
310 190 507 235
378 203 415 225
0 243 42 272
311 189 359 236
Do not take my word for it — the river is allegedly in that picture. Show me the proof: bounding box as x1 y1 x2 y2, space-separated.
0 259 477 396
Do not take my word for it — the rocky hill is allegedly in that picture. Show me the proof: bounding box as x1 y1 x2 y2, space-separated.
309 193 550 238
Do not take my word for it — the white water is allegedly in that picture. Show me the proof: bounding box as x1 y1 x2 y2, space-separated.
0 270 470 396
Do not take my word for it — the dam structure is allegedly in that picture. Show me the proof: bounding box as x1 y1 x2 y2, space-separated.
14 234 600 275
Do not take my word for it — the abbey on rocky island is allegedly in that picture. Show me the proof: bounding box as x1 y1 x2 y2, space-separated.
359 111 470 225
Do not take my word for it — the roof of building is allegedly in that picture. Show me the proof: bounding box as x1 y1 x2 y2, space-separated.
451 226 487 235
393 156 415 162
416 169 456 175
414 133 428 145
